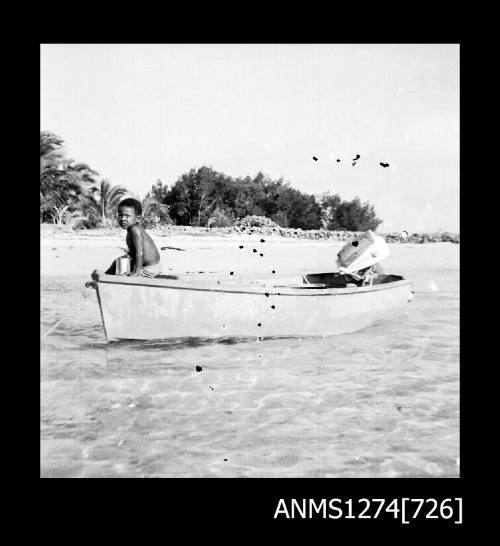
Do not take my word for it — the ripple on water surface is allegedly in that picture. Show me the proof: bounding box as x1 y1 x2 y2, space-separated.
41 246 459 478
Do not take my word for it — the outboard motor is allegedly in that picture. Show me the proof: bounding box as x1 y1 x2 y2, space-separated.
336 230 390 286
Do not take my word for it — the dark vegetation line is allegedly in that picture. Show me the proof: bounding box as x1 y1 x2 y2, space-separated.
40 130 459 243
40 130 381 232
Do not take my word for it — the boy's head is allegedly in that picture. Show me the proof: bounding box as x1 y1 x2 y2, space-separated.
117 198 142 229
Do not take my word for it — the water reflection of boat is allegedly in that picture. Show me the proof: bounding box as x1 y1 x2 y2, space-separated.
91 270 413 342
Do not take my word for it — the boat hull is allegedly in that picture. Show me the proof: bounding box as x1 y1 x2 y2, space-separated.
93 271 413 341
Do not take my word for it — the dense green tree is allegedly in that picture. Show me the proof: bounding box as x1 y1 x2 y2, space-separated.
147 179 170 203
165 167 233 226
164 166 323 229
232 176 261 218
320 192 382 231
319 193 342 228
278 186 322 230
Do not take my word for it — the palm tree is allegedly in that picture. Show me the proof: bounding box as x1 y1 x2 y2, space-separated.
89 179 128 227
43 159 99 224
141 195 171 228
40 132 65 221
40 131 64 157
48 205 87 228
40 131 100 224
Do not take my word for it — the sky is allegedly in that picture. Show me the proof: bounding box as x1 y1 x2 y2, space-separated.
40 44 459 232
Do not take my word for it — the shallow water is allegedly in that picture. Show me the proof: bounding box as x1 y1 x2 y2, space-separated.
40 243 459 478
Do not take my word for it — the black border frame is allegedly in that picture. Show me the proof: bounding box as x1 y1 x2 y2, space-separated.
33 37 471 533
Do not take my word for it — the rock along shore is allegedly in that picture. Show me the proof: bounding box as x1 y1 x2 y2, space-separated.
41 223 459 244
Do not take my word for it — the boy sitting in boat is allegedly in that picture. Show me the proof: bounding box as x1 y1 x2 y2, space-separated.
104 198 161 278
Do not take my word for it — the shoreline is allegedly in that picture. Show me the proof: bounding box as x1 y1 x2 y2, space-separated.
41 224 460 281
40 224 460 245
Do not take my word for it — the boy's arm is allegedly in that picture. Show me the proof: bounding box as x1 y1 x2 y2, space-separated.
129 226 144 276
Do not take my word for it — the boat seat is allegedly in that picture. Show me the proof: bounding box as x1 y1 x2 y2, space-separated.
303 272 403 287
303 272 351 287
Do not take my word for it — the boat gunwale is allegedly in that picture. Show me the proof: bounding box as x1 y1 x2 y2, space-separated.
93 270 412 297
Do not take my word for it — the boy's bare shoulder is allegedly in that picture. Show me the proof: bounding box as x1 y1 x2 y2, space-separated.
128 224 144 236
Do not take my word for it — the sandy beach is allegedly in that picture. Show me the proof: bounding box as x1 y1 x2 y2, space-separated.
41 226 348 282
41 225 458 282
41 227 459 478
